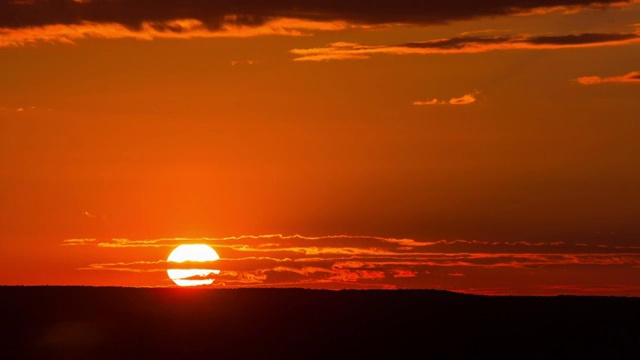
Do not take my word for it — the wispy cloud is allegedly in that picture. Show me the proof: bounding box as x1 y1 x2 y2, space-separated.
67 234 638 254
0 18 362 47
575 70 640 84
448 272 466 277
66 234 640 291
391 269 419 278
231 59 259 66
61 238 97 246
414 92 478 106
291 32 640 61
1 105 52 112
81 253 640 272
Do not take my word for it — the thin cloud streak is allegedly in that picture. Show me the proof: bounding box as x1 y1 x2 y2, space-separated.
575 70 640 84
81 235 638 255
414 92 478 106
61 238 97 246
82 252 640 272
291 32 640 61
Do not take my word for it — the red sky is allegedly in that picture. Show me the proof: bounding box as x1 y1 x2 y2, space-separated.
1 0 639 295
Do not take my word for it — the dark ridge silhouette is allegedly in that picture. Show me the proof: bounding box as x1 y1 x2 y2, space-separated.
1 286 638 359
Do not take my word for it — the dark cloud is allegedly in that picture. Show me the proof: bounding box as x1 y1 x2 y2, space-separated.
404 36 512 49
527 32 638 45
401 33 639 49
179 272 218 281
0 0 631 29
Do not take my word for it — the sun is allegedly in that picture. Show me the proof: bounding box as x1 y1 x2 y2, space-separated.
167 244 220 287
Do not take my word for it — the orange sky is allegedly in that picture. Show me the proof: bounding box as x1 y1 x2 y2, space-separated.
1 0 639 295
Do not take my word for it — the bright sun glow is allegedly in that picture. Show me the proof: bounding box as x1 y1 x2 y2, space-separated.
167 244 220 287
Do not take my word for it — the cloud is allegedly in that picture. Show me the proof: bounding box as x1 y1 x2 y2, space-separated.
0 18 360 47
82 253 640 273
8 106 46 112
231 59 259 66
172 271 218 281
412 99 441 106
391 270 418 278
575 71 640 84
526 32 638 45
0 1 631 29
291 32 640 61
448 272 466 277
60 238 97 246
0 1 634 46
70 234 640 291
414 92 478 106
69 234 638 256
450 94 478 105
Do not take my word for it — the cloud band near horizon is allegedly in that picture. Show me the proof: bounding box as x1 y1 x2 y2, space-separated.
62 234 640 293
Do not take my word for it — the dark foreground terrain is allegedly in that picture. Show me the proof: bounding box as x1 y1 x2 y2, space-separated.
1 287 638 359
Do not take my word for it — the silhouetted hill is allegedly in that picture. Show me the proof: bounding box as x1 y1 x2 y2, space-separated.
1 287 638 359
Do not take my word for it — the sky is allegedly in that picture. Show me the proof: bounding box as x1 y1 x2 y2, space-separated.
1 0 639 295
